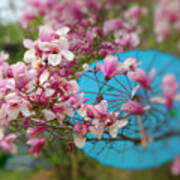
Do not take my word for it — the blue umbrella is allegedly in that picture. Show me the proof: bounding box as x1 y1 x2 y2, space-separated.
78 49 180 170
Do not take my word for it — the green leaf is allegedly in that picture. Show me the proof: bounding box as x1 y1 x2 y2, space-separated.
168 108 179 118
105 87 114 92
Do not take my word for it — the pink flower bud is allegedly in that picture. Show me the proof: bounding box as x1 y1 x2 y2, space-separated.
97 56 120 80
27 138 46 156
121 100 144 116
128 68 155 89
27 126 48 137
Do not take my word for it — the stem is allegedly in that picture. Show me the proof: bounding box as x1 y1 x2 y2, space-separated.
71 152 77 180
137 115 147 149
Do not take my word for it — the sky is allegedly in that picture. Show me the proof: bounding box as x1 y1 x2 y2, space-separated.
0 0 25 25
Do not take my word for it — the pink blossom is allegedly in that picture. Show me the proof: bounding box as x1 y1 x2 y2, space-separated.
27 126 48 137
39 25 57 42
42 109 56 121
162 74 178 109
84 101 118 129
68 93 84 108
171 156 180 175
86 0 102 12
85 104 99 119
27 138 46 156
128 68 156 89
23 117 29 127
122 58 140 74
114 30 140 47
131 85 141 98
103 18 124 36
38 26 74 64
74 123 88 137
86 101 119 139
30 89 50 106
12 62 35 89
85 100 108 119
0 104 8 123
121 100 144 116
91 111 118 139
0 134 17 154
94 100 108 116
124 6 147 21
150 97 166 105
2 63 13 78
19 10 38 28
24 25 74 67
23 39 34 49
53 103 74 121
6 95 31 120
106 0 115 7
0 79 15 99
97 56 121 80
0 51 9 65
109 119 128 138
98 42 123 56
73 123 88 148
154 0 180 42
27 0 58 9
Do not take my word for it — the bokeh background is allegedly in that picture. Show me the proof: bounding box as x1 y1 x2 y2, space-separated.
0 0 180 179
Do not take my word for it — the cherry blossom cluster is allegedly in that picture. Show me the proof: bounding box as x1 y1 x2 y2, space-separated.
0 49 80 154
154 0 180 42
20 0 147 56
0 44 180 157
24 25 75 76
0 47 129 155
95 55 180 111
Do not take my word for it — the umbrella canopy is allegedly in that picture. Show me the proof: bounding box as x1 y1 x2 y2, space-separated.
78 49 180 170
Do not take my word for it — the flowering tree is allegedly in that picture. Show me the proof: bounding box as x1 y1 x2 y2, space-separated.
154 0 180 43
0 0 180 172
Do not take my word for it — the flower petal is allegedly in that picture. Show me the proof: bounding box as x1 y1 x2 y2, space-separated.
61 50 74 61
48 54 62 66
56 27 70 36
74 134 86 149
39 70 49 85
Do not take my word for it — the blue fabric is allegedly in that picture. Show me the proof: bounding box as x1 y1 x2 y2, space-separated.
78 49 180 170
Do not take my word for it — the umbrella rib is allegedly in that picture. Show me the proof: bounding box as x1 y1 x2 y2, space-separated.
83 73 130 96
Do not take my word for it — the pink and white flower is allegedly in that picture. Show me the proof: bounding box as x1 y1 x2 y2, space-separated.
162 74 178 109
0 51 9 64
128 68 156 89
27 126 48 137
109 119 128 138
5 94 31 120
73 123 88 148
0 133 17 154
121 100 145 116
27 138 46 156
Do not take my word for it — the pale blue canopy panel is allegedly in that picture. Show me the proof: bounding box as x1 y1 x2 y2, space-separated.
77 49 180 170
